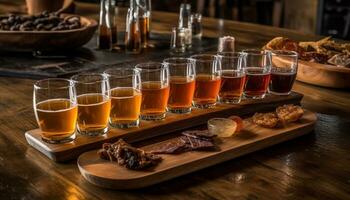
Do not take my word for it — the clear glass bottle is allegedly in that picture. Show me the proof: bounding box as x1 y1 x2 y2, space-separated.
98 0 112 50
132 0 151 48
125 2 141 54
110 0 118 45
178 3 192 48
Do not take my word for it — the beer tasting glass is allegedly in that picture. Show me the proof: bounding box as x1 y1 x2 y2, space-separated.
33 78 77 144
104 68 142 128
163 57 196 113
71 73 111 136
190 54 222 108
136 62 170 120
269 50 298 95
242 49 272 99
217 52 247 104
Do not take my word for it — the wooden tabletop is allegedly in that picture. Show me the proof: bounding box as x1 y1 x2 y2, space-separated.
0 2 349 200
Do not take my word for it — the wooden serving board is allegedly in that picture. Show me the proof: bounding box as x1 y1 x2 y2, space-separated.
78 110 317 189
296 60 350 89
26 92 303 162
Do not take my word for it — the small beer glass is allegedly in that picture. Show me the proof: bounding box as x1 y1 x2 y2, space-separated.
269 50 298 95
242 49 272 99
163 57 196 113
104 68 142 128
190 54 222 108
33 78 77 144
217 52 247 104
136 62 170 120
71 73 111 136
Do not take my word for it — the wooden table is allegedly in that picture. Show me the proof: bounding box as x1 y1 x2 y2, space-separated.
0 2 349 200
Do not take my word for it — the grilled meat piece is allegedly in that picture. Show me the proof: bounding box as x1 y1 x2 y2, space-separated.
98 139 162 170
150 130 217 154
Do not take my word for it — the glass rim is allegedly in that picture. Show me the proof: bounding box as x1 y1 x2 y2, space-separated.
163 57 192 65
34 78 74 90
242 49 271 55
271 50 298 57
217 52 247 58
71 73 107 85
135 62 168 71
190 54 216 62
104 67 140 78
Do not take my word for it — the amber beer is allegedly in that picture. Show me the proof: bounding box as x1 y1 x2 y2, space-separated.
77 93 111 134
139 16 150 48
219 70 246 103
244 68 271 98
141 81 170 119
36 99 77 141
168 76 195 112
110 87 142 126
193 74 221 107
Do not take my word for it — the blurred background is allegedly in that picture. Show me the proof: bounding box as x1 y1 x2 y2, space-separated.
1 0 349 39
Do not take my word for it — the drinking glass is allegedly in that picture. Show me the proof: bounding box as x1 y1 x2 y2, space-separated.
33 78 77 144
163 57 196 113
218 36 235 52
190 54 222 108
136 62 170 120
217 52 247 104
71 73 111 136
104 68 142 128
242 49 272 99
269 50 298 95
170 26 185 53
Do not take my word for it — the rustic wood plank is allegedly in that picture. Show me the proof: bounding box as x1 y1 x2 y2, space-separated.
78 110 316 189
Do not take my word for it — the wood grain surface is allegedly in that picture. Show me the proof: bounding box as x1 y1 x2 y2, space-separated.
26 92 302 162
0 2 349 200
78 110 316 189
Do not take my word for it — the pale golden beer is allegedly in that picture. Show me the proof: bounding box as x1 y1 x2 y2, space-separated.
110 87 142 125
72 73 110 135
36 99 77 142
33 78 77 143
77 93 111 133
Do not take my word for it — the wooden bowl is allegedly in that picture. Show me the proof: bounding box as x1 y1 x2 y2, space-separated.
0 14 97 52
297 60 350 88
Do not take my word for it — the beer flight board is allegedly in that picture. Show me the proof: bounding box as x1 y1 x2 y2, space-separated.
78 110 316 189
25 92 303 162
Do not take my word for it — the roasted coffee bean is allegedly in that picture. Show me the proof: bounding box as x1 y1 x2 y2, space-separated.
0 11 82 31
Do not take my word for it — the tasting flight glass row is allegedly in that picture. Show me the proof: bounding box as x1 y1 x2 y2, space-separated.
33 50 298 144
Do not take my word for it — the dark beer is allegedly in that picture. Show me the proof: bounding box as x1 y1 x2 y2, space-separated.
244 67 271 98
269 72 296 95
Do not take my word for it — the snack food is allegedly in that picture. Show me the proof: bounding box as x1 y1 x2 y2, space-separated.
228 115 243 132
264 37 350 67
0 11 82 31
98 139 162 170
252 112 279 128
276 104 304 124
150 130 217 154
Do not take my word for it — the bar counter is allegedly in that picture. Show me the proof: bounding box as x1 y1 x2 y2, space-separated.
0 2 349 199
